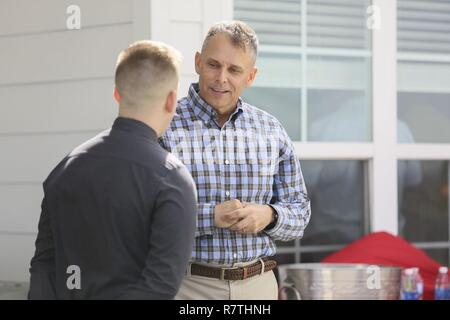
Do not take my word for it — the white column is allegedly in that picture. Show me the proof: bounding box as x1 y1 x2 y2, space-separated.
371 0 398 234
203 0 233 35
150 0 233 95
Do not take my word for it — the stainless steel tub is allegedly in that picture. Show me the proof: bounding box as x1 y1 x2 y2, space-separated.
278 263 401 300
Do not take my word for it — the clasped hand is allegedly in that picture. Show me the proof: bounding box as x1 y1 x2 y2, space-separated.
214 199 274 234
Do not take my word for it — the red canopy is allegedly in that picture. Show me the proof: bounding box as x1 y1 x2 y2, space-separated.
322 231 443 300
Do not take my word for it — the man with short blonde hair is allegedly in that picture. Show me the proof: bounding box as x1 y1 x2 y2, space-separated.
115 40 181 109
29 41 197 300
114 41 182 136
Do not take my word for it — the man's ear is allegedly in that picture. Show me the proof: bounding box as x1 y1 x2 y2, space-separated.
246 67 258 87
113 87 121 103
165 90 177 114
194 52 201 75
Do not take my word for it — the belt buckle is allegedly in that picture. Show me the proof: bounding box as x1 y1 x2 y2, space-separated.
219 266 239 281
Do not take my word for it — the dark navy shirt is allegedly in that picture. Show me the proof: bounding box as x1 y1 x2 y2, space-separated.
29 117 197 299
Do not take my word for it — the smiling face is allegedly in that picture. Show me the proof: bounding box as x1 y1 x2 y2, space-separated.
195 33 257 115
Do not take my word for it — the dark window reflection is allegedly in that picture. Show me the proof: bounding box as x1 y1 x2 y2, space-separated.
399 160 449 243
422 249 449 267
300 160 367 246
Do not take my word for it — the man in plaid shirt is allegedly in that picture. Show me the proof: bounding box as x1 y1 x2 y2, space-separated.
159 21 311 299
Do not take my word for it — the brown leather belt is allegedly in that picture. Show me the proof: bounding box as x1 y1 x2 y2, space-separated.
190 257 277 281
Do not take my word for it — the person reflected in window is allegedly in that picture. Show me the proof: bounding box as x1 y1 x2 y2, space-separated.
304 94 422 247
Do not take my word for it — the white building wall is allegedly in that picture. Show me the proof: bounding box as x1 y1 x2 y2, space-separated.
150 0 233 98
0 0 151 282
0 0 231 283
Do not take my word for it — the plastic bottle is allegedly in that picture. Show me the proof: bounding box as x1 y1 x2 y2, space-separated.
400 267 424 300
435 266 449 300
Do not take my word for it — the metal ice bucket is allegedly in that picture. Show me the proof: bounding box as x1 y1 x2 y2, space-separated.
278 263 401 300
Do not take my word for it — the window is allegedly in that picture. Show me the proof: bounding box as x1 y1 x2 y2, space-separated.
397 0 450 265
398 160 449 265
236 0 372 142
275 160 370 263
235 0 373 264
397 0 450 143
234 0 450 267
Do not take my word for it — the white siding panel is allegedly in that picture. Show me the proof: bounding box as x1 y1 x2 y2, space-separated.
170 22 203 75
0 234 36 282
0 133 99 183
0 185 42 233
203 0 233 35
0 78 117 134
170 0 203 22
132 0 151 41
0 0 132 36
0 24 132 86
0 0 148 284
179 74 199 97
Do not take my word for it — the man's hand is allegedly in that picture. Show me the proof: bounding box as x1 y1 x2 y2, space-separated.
229 204 274 234
214 199 243 228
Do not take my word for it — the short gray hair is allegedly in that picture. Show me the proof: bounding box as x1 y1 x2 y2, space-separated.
202 21 258 62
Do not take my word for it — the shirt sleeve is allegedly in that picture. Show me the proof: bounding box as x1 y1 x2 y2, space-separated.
159 132 214 237
195 203 215 237
120 166 197 299
264 126 312 242
28 193 57 299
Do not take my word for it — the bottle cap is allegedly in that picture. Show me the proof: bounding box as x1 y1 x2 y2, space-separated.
438 266 448 274
404 268 414 276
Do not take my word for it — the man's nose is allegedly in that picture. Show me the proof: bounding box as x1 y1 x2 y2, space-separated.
217 68 227 83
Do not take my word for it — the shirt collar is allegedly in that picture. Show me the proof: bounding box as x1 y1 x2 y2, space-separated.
112 117 158 141
188 83 244 125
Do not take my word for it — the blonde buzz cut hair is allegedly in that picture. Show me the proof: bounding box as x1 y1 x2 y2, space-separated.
114 40 182 108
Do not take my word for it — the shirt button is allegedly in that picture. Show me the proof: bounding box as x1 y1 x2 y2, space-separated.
222 130 226 136
225 191 230 197
225 159 230 165
204 121 208 125
233 253 237 259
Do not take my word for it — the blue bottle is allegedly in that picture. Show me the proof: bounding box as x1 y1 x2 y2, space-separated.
400 268 423 300
435 266 449 300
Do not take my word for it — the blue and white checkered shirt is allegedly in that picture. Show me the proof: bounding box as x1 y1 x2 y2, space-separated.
159 83 311 265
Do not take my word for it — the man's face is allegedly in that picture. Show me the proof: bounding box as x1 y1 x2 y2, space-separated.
195 33 257 113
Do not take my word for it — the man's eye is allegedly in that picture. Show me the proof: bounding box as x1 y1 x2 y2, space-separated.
208 63 217 68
